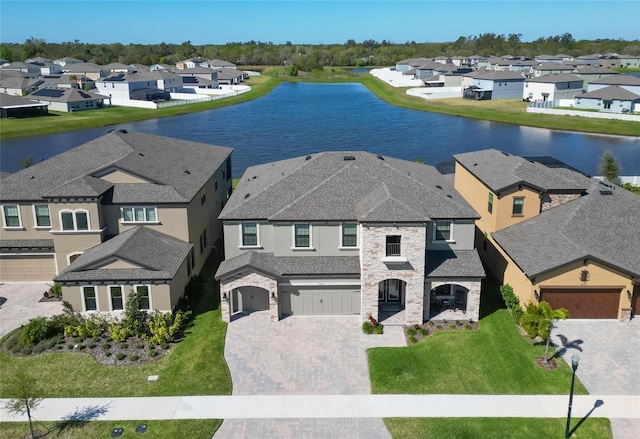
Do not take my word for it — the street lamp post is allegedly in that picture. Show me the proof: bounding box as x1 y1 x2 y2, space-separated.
565 354 580 438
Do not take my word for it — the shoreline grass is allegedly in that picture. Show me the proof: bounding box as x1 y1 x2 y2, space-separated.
2 69 638 140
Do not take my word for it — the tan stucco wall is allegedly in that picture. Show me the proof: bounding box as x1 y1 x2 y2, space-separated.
62 282 175 314
0 203 54 240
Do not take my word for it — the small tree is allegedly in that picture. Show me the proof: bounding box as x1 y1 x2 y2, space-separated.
600 149 620 184
3 369 42 438
123 289 149 338
539 301 569 363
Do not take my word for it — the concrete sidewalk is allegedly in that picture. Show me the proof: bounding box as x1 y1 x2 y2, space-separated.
1 394 638 422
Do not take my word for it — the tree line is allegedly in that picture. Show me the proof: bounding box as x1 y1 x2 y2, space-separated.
2 34 639 69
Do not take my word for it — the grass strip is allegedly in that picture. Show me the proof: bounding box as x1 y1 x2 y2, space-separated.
384 417 612 439
0 419 221 439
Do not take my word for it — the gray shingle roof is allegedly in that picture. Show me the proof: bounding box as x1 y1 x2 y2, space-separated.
220 152 479 222
453 149 589 194
590 74 640 86
55 227 192 282
426 250 486 278
526 73 583 84
492 180 640 278
0 130 232 202
215 251 361 280
577 85 640 101
463 70 525 81
0 92 45 109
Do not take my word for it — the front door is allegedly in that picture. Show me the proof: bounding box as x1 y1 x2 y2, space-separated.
379 279 404 303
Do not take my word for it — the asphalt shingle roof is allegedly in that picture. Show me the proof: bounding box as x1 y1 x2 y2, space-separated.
453 149 590 194
590 74 640 86
0 239 54 249
577 85 640 101
0 130 232 202
55 227 192 282
215 251 361 280
220 152 479 222
492 180 640 278
426 250 486 278
526 73 583 84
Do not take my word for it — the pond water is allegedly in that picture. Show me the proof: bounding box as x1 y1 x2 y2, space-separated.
1 82 638 177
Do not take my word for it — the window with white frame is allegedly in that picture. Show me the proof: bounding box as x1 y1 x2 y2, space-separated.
294 223 311 248
110 286 124 311
121 206 157 223
241 222 259 247
60 210 89 231
2 205 21 228
34 204 51 227
135 285 150 310
434 221 454 242
83 286 97 311
341 223 358 247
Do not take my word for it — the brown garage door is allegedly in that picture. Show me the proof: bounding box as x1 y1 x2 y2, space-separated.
541 288 620 319
0 255 56 282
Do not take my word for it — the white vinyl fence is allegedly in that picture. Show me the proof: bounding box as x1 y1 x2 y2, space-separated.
407 87 463 100
527 101 640 122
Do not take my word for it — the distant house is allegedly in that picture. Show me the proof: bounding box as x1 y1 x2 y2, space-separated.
587 74 640 96
574 85 640 113
63 62 108 80
40 74 94 90
617 54 640 69
27 60 62 75
0 77 43 96
96 73 169 101
27 88 107 112
150 63 174 71
573 67 618 84
176 58 209 70
463 71 525 100
214 68 246 86
395 58 431 72
175 67 218 81
0 62 41 77
535 54 568 64
208 59 236 69
574 55 601 67
524 74 584 101
53 56 84 66
146 70 183 93
0 92 48 118
533 63 576 77
103 62 135 73
180 76 219 93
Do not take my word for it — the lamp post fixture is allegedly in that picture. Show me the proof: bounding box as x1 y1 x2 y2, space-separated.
565 354 580 438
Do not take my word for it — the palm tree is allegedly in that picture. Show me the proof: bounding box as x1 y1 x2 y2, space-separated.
538 301 569 363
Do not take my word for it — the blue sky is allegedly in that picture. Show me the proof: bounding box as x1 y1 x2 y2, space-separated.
1 1 639 45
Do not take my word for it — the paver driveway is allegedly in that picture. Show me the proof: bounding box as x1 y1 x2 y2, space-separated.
552 319 640 439
0 282 63 337
215 311 406 438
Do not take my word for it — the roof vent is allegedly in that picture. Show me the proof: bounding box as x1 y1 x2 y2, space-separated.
446 194 453 198
436 185 442 190
599 190 613 195
473 163 478 166
184 170 191 174
501 151 510 156
30 176 35 179
377 154 384 160
343 155 356 161
138 153 144 156
251 176 257 180
118 129 128 134
305 155 312 160
244 193 250 199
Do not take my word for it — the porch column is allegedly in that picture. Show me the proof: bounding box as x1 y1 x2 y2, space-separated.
220 288 231 323
269 288 279 322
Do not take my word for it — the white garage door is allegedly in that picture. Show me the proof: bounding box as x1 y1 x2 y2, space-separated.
0 255 56 282
282 288 360 315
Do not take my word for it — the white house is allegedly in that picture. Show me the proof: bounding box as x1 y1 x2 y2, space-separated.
574 86 640 113
96 72 162 100
523 74 585 102
463 71 525 100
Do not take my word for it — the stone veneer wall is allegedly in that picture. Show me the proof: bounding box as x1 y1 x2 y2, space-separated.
360 224 426 325
541 193 581 211
427 280 482 322
219 271 279 323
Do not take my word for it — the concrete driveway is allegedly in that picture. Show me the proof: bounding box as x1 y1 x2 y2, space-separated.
215 311 406 438
0 282 63 338
552 319 640 439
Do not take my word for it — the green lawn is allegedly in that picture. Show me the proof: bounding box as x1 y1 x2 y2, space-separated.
0 251 231 398
368 307 588 395
0 419 221 439
384 418 612 439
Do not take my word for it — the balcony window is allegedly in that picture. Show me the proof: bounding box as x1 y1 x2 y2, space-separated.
385 235 401 256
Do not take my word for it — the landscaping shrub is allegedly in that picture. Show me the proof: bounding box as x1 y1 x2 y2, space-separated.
20 317 51 345
105 350 112 357
108 321 130 342
448 324 456 330
418 328 428 336
102 342 112 350
408 336 417 344
20 346 33 355
119 342 128 350
129 354 139 362
67 344 74 350
88 342 97 349
406 328 417 336
51 301 83 335
374 324 384 334
362 321 374 334
49 282 63 299
464 323 472 330
520 302 543 338
123 290 149 338
160 342 169 350
136 342 145 349
115 352 126 361
77 343 85 350
149 349 158 357
500 284 520 310
511 305 524 324
146 310 191 344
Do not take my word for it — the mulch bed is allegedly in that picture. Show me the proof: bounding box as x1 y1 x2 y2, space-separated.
535 357 559 370
405 319 478 344
2 330 173 366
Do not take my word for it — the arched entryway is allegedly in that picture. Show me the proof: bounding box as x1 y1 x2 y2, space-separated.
231 286 269 314
378 279 406 324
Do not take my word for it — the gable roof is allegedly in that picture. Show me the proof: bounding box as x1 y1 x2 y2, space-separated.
492 181 640 278
0 130 232 202
220 152 479 222
526 73 583 84
0 92 46 109
577 85 640 101
590 74 640 86
464 70 525 81
453 149 589 194
28 88 105 103
54 226 192 282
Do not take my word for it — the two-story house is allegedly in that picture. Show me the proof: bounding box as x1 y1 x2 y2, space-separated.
523 73 585 101
0 130 233 313
453 149 639 321
462 71 525 100
215 152 485 326
96 73 170 101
